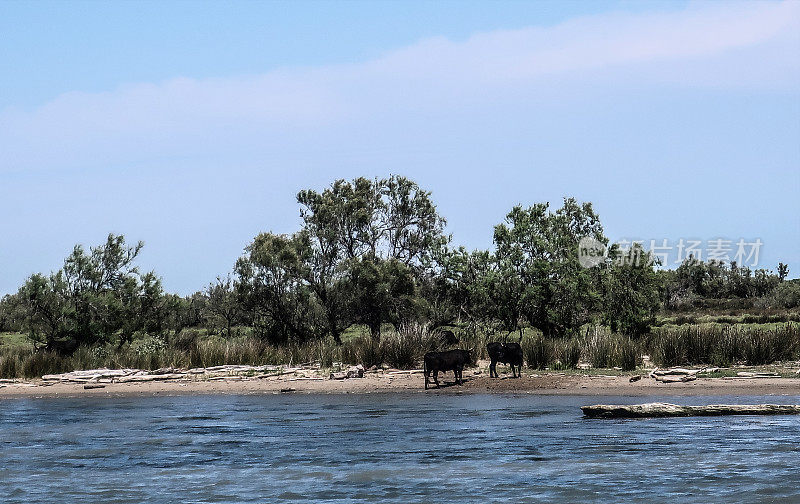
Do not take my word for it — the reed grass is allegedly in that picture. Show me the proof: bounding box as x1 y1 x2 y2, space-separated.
523 335 552 370
1 322 797 379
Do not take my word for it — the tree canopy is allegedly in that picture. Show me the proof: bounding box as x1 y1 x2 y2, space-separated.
1 175 793 355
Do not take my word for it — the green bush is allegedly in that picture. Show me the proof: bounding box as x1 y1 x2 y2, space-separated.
556 339 581 369
344 335 384 369
382 324 438 370
524 335 552 369
586 332 614 368
21 351 67 378
0 353 21 378
615 337 639 371
765 282 800 309
651 330 684 367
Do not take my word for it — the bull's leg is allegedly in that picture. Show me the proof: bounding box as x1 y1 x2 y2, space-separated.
424 370 429 390
433 370 440 388
489 360 496 378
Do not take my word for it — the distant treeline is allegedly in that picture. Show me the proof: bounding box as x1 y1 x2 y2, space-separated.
0 175 797 353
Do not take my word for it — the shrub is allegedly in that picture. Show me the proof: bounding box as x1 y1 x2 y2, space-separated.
172 328 203 352
21 351 67 378
765 282 800 309
524 335 552 369
615 337 639 371
383 332 417 369
710 329 739 367
556 339 581 369
648 323 799 367
741 324 799 365
0 352 21 378
650 329 684 367
344 334 384 369
586 332 614 368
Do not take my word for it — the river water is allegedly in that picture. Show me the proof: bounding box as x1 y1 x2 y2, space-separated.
1 393 798 503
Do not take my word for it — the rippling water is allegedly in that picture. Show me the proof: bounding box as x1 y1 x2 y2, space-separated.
1 393 798 503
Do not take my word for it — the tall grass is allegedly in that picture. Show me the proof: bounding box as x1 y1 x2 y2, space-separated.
556 339 582 369
648 323 799 367
524 335 552 369
585 329 639 370
382 323 440 369
1 322 797 379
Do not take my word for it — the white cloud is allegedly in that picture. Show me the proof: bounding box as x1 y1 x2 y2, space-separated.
366 1 798 82
1 0 797 173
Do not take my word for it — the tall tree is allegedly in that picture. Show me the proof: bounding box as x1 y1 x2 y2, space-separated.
493 198 606 338
15 234 163 352
204 275 243 338
601 243 662 336
778 262 789 282
295 175 447 341
235 232 323 344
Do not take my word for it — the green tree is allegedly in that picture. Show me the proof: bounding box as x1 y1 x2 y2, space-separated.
15 234 163 352
601 243 662 336
204 275 243 338
0 294 24 332
778 262 789 282
235 232 323 344
294 175 447 341
492 198 606 338
417 246 492 331
348 257 417 338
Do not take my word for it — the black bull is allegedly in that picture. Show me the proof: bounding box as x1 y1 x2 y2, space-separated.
487 341 523 378
423 349 471 389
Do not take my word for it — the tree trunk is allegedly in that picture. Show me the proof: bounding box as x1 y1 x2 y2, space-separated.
369 322 381 343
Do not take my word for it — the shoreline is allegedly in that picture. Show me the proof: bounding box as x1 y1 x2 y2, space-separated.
2 371 800 399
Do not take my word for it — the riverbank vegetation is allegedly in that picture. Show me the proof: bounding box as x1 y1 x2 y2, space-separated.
1 175 798 378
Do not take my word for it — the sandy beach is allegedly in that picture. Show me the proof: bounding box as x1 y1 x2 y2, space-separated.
2 365 799 399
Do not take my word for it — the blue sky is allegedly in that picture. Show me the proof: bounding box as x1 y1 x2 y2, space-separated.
1 0 798 294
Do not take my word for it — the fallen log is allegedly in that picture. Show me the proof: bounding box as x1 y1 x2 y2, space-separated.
582 402 800 419
42 368 139 382
115 373 187 383
653 374 697 383
736 372 780 378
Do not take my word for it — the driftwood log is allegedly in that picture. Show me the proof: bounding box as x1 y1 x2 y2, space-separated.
582 402 800 419
39 364 321 384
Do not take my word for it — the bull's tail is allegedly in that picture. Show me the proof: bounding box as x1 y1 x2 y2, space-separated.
423 360 428 390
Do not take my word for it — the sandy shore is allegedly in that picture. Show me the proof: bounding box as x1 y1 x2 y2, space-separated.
2 368 800 399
